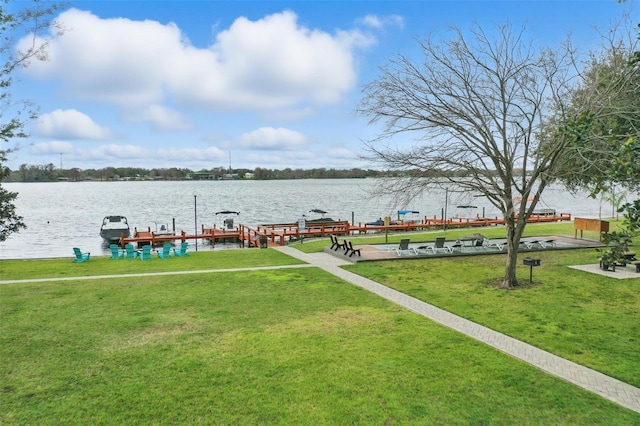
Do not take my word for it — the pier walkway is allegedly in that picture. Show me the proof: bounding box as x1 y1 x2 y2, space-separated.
274 246 640 414
119 212 573 248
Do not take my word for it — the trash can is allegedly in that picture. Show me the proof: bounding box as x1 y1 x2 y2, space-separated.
259 236 268 249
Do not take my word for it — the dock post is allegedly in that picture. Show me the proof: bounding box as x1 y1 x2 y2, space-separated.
351 212 354 235
193 194 198 251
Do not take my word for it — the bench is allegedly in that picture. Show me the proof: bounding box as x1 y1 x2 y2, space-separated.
630 260 640 273
330 234 346 251
344 240 361 257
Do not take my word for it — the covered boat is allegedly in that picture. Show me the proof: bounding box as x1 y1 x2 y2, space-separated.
453 205 478 219
514 197 557 217
398 210 421 223
100 215 131 243
305 209 334 222
216 210 240 230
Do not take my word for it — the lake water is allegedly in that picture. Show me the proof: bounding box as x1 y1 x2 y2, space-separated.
1 179 610 260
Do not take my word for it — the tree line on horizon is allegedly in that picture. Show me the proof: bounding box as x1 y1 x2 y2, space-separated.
6 164 378 182
6 163 497 182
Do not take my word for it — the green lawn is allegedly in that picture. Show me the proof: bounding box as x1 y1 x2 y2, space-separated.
0 248 304 281
2 266 638 424
322 221 640 389
345 248 640 388
2 222 639 424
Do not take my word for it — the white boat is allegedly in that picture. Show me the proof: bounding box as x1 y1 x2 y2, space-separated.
100 215 131 243
514 197 557 217
305 209 336 224
216 210 240 230
398 209 421 223
453 205 478 219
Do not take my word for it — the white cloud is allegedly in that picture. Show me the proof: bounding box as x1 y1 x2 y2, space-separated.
325 147 358 160
19 9 374 110
357 14 405 30
238 127 307 150
127 105 194 131
34 109 112 140
29 141 75 155
86 144 151 160
157 146 227 161
260 107 315 122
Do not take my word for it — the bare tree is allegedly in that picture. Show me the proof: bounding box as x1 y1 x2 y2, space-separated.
357 24 577 288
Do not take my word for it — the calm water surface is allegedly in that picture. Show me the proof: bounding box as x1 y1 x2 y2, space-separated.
2 179 607 260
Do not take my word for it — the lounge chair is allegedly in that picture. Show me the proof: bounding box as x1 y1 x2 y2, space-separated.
541 239 557 248
426 237 453 254
173 242 189 257
524 240 543 249
72 247 90 263
394 238 417 256
124 243 139 259
157 243 172 259
344 240 361 257
109 244 124 259
139 245 153 261
330 234 346 251
482 239 505 251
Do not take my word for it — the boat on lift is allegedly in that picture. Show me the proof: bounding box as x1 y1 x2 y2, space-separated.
216 210 241 230
306 209 336 224
398 210 421 223
453 205 478 219
100 215 131 243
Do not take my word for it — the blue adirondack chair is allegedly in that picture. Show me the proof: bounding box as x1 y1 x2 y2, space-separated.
139 245 153 261
124 243 138 259
109 244 124 259
173 242 189 257
157 243 172 259
72 247 90 263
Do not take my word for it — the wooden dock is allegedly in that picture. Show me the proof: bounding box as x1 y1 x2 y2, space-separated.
118 213 572 248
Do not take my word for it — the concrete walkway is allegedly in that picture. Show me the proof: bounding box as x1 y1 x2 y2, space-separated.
274 246 640 414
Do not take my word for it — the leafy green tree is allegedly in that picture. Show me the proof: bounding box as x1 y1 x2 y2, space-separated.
0 149 23 241
1 0 65 240
545 19 640 269
548 22 640 195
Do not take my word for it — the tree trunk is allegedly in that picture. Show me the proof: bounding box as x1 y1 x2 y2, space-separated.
500 217 524 289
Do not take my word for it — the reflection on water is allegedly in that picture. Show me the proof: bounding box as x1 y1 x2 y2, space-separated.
2 179 606 260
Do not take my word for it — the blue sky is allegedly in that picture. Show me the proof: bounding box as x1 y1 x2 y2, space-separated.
7 0 639 171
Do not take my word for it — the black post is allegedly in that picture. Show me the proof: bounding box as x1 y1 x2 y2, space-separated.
194 194 198 252
443 188 448 231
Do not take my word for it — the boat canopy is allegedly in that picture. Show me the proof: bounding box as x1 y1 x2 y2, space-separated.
309 209 327 214
398 210 419 215
215 210 240 215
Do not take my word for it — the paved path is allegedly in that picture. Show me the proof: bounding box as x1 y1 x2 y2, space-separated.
274 246 640 414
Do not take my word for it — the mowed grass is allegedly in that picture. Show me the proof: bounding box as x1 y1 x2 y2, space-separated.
2 266 639 424
321 221 640 389
345 249 640 388
0 248 304 281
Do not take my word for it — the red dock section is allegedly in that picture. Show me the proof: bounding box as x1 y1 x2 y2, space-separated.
118 213 572 248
